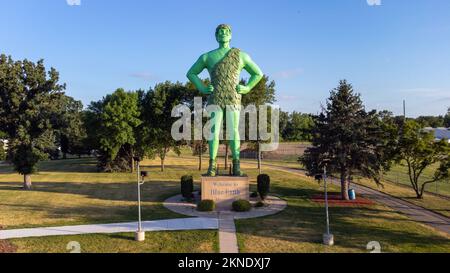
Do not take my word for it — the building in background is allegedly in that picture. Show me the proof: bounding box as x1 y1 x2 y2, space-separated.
424 127 450 143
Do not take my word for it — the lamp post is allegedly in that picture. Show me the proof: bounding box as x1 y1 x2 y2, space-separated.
134 156 148 242
322 165 334 246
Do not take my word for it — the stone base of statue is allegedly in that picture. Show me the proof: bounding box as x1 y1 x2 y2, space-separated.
201 175 249 209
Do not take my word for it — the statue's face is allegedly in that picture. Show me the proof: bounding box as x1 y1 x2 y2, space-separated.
216 27 232 44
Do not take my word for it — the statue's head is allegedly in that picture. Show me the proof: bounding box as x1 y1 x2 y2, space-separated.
215 24 232 44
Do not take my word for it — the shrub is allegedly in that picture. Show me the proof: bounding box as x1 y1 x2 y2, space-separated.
250 191 258 198
232 199 251 212
197 200 215 211
181 175 194 199
257 174 270 200
254 201 265 208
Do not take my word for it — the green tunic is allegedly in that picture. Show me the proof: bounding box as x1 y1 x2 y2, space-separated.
209 48 241 111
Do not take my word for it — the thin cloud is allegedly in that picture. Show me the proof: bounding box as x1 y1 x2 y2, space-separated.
399 88 450 99
279 95 300 101
274 68 303 80
130 72 159 81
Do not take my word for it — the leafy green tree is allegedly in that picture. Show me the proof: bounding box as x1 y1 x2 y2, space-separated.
279 110 290 141
397 120 450 199
415 116 445 128
284 112 314 142
53 95 86 159
301 80 395 200
0 142 6 161
0 55 65 190
444 107 450 128
241 75 276 173
98 89 142 170
142 81 187 171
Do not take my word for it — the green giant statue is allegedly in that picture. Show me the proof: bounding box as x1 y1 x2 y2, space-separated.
187 24 263 176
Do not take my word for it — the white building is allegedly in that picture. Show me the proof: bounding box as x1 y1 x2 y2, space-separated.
423 127 450 143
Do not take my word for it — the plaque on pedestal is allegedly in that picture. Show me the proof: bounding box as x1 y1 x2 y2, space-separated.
201 176 249 209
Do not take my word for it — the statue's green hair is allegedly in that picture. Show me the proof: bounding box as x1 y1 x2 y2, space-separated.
215 24 232 36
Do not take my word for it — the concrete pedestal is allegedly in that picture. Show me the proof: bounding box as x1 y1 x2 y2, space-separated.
135 230 145 242
323 233 334 246
201 176 249 209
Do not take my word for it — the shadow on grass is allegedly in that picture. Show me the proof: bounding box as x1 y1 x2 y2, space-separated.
0 180 179 203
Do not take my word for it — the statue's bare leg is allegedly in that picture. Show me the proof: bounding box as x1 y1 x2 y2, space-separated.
227 109 243 176
207 110 224 176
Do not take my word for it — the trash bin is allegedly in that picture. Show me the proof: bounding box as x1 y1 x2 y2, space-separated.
348 189 356 200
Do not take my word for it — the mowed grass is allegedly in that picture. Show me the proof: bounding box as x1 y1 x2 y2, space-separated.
0 157 186 229
235 169 450 253
384 163 450 197
353 176 450 218
1 153 450 253
10 230 218 253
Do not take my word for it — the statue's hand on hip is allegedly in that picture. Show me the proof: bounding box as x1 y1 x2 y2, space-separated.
201 84 214 94
236 84 250 94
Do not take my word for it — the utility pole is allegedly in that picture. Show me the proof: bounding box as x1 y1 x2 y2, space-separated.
403 100 406 120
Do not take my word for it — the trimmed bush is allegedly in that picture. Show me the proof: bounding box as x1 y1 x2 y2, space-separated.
232 199 251 212
250 191 258 198
181 175 194 199
197 200 215 211
257 174 270 200
254 201 265 208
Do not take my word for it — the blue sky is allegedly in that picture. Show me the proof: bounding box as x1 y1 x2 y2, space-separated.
1 0 449 117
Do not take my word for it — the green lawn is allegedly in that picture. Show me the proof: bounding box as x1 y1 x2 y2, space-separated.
10 230 218 253
1 155 450 253
384 163 450 197
236 170 450 253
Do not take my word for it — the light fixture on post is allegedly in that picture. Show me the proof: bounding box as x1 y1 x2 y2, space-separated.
134 156 148 242
322 164 334 246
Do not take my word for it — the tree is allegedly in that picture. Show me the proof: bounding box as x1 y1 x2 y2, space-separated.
415 116 445 128
279 110 290 141
444 107 450 128
241 75 276 173
397 120 450 199
53 95 86 159
301 80 395 200
142 81 187 172
0 142 5 162
284 112 314 142
94 89 142 172
0 55 65 190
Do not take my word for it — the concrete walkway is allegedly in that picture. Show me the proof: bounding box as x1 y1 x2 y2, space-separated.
163 193 287 253
261 163 450 235
218 213 239 253
0 217 218 240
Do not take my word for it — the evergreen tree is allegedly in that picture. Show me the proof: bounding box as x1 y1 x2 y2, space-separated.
301 80 395 200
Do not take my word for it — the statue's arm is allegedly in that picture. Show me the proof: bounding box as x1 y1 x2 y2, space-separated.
237 52 263 94
186 54 213 94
